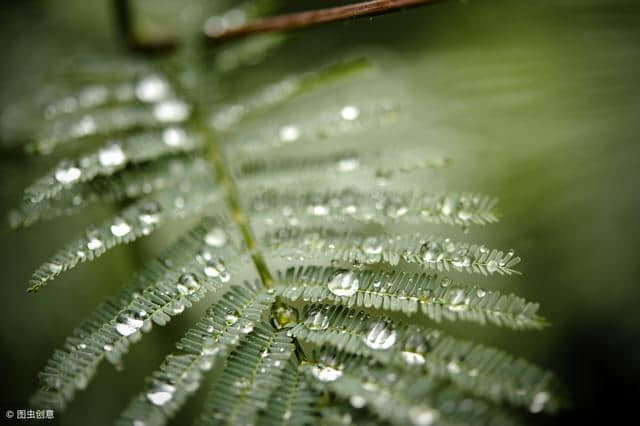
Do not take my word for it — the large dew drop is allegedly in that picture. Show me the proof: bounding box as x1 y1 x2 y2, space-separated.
328 270 359 297
363 320 397 350
307 308 330 331
136 75 169 103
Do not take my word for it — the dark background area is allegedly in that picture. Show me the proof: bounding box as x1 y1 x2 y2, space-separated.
1 1 639 425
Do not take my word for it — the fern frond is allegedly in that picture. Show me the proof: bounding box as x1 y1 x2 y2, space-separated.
11 156 211 228
235 146 450 191
250 189 499 228
116 280 275 426
28 178 221 292
223 101 399 157
275 266 546 329
211 57 372 131
265 227 520 276
24 126 203 203
256 356 319 426
196 323 295 426
39 72 173 121
302 348 518 426
28 99 191 154
293 304 561 412
30 217 244 410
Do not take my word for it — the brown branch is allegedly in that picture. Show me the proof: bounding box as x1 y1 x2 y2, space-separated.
205 0 439 41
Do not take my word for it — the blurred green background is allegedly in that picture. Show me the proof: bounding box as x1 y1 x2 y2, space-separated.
1 0 639 425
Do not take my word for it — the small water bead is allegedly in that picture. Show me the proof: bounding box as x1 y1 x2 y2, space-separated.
409 405 439 426
476 289 487 298
224 311 239 326
176 273 200 295
162 127 187 147
138 200 161 226
386 203 408 219
361 237 383 255
401 351 426 365
529 391 550 413
363 320 397 350
154 100 190 122
350 395 367 409
307 309 330 331
204 228 227 247
72 115 96 137
115 309 147 337
279 125 300 142
203 257 230 282
328 270 359 297
47 262 62 274
441 197 455 216
340 105 360 121
486 259 499 273
310 204 329 216
338 156 359 172
98 143 126 168
310 364 343 382
168 299 185 315
110 217 131 237
240 321 254 334
272 305 298 330
55 162 82 184
421 242 442 263
136 75 170 102
87 235 103 250
146 381 176 406
447 360 461 374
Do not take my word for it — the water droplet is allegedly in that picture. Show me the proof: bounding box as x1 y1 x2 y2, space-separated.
441 197 455 216
447 360 461 374
476 289 486 298
311 364 343 382
529 391 550 413
338 156 359 172
47 262 62 274
362 237 382 255
87 237 103 250
240 321 254 334
98 143 126 168
224 311 239 326
271 304 298 330
146 381 176 406
307 308 330 330
205 228 227 247
328 270 359 297
401 351 426 365
486 259 499 273
115 309 147 337
340 105 359 121
176 273 200 295
350 395 366 408
409 405 438 426
203 257 229 282
279 125 299 142
310 204 329 216
72 115 96 137
136 75 170 102
363 320 397 350
138 200 161 225
154 100 190 122
110 218 131 237
386 202 408 218
163 127 187 146
55 162 82 184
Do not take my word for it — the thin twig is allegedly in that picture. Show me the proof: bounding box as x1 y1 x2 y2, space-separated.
205 0 439 41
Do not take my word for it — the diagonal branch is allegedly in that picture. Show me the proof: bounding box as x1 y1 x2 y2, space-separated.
205 0 439 41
